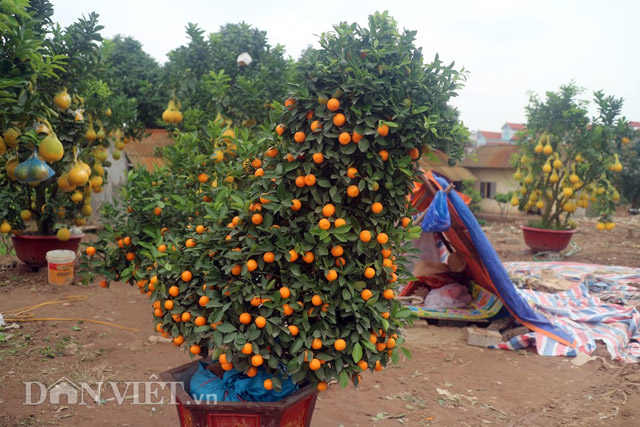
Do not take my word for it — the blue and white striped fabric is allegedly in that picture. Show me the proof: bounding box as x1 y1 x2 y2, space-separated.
496 262 640 362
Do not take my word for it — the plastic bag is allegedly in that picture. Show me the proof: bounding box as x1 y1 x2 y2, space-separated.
14 152 55 183
190 361 299 402
421 190 450 232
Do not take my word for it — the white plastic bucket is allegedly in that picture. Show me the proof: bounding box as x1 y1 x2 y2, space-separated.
46 250 76 285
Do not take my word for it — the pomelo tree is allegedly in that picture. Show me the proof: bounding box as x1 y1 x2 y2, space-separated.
0 1 143 238
83 12 468 393
512 84 628 230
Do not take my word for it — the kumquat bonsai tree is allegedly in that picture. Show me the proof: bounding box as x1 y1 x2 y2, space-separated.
82 11 469 395
0 2 143 242
511 83 632 231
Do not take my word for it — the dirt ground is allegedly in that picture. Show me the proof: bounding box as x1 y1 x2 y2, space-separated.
0 214 638 427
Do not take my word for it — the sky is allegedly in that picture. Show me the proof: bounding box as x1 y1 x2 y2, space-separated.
51 0 639 132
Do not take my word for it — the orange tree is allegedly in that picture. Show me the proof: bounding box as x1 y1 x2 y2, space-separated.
79 118 260 286
83 12 468 393
0 2 143 237
511 84 628 230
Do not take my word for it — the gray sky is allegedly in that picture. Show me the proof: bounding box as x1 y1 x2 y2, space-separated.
52 0 639 132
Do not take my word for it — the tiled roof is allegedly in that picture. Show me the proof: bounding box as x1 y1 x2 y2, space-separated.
630 121 640 128
419 150 476 182
461 144 519 169
504 122 525 130
478 130 503 141
124 129 174 171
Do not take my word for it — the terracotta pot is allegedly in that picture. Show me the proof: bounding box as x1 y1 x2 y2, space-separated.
11 234 84 268
159 359 318 427
521 225 576 252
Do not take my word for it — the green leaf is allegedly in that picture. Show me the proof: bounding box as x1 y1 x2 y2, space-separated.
391 349 400 364
341 143 357 155
400 346 412 360
290 338 303 354
394 308 414 319
362 339 376 351
339 370 349 388
317 179 331 188
352 342 362 362
214 323 237 333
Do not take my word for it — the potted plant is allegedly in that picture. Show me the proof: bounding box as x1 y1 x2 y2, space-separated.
0 2 142 267
83 12 468 423
511 84 630 252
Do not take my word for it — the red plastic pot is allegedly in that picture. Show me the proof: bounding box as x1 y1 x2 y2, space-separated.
11 234 84 268
159 359 318 427
521 225 576 252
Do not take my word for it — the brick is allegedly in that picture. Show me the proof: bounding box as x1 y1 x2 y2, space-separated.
466 326 503 347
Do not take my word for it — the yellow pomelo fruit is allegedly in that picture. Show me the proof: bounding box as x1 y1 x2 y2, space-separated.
56 228 70 241
89 176 103 187
38 133 64 162
6 157 19 180
0 222 11 234
68 165 89 186
70 190 83 203
86 124 97 142
4 127 20 147
54 88 71 110
81 204 93 216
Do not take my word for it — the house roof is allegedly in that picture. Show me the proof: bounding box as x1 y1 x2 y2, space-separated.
419 150 476 182
630 121 640 128
504 122 525 130
478 130 503 141
461 144 519 169
124 129 174 171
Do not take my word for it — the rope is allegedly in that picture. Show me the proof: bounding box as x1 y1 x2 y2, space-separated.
1 295 139 332
532 241 581 262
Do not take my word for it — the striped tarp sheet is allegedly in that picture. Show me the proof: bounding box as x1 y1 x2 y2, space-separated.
494 262 640 362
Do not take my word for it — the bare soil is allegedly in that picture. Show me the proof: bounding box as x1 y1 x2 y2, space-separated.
0 214 638 427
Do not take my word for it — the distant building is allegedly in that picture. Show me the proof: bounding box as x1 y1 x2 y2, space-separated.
460 144 521 215
419 150 475 187
474 122 525 146
474 130 504 146
89 129 173 226
501 122 525 142
124 129 174 170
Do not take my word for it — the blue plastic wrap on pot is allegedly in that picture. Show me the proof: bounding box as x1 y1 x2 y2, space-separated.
190 361 299 402
14 152 55 183
421 190 451 232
